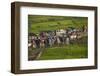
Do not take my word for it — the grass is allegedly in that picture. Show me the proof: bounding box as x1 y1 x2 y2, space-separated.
38 37 88 60
28 37 88 60
28 15 88 33
38 45 87 60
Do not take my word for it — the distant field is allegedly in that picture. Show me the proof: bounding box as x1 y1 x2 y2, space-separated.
28 15 88 33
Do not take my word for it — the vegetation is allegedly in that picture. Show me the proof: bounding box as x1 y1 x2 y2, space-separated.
28 15 88 34
38 36 87 60
28 15 88 60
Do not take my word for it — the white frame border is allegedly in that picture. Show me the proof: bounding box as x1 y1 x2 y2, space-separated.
20 6 95 70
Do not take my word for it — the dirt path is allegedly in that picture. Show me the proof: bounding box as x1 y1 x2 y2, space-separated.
28 48 45 60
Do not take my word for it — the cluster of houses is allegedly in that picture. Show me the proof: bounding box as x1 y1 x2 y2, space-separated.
28 26 87 49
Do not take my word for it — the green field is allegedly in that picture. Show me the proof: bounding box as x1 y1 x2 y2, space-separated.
38 37 88 60
39 45 87 60
28 15 88 60
28 15 88 34
28 36 88 60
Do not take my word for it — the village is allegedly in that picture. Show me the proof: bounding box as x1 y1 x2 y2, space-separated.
28 26 87 49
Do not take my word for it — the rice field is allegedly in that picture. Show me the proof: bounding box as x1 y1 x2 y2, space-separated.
28 15 88 60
